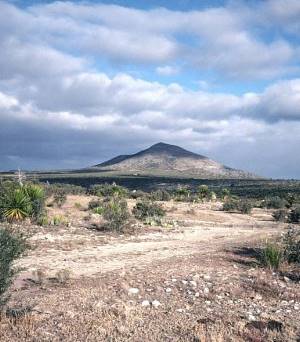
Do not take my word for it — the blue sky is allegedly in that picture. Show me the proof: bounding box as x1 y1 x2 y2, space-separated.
0 0 300 178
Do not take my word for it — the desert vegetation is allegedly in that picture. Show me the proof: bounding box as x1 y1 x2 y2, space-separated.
0 176 299 341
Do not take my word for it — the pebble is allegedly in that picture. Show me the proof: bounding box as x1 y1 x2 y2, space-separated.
128 288 139 295
152 300 161 308
195 292 200 297
203 287 210 294
165 288 172 293
190 281 197 287
248 314 256 321
141 300 150 307
176 309 184 313
203 275 211 280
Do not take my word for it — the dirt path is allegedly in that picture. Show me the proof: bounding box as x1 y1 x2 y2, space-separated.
18 221 283 279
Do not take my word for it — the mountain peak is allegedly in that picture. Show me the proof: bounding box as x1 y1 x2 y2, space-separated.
92 142 258 179
137 142 206 159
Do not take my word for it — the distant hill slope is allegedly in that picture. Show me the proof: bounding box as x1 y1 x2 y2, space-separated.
92 142 259 179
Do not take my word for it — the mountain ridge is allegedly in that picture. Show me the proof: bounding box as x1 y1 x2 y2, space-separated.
92 142 259 179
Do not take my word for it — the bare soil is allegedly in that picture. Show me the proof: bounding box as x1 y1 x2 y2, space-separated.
1 196 299 341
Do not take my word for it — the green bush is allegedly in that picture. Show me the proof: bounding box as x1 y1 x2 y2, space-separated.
173 186 191 202
223 199 239 212
133 199 165 220
263 196 288 209
89 183 128 198
288 206 300 223
103 197 130 231
46 183 85 196
282 227 300 263
0 227 27 308
150 189 171 201
260 244 283 270
53 190 67 208
130 190 148 199
238 199 253 214
223 198 252 214
88 199 102 210
273 209 288 222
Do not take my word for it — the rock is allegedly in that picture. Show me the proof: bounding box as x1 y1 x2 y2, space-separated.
152 300 161 308
189 281 197 287
171 278 177 282
181 280 188 285
203 287 210 294
203 275 211 280
141 300 150 307
128 288 139 295
283 276 290 282
176 309 184 313
248 314 256 321
195 292 200 297
165 288 172 293
294 304 299 310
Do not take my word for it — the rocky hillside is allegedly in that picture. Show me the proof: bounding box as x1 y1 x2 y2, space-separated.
92 142 258 179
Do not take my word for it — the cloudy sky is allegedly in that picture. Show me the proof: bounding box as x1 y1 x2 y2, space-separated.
0 0 300 178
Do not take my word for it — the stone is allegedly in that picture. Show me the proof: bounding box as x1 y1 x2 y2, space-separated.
190 281 197 287
165 288 172 293
152 300 161 308
128 288 139 295
141 300 150 307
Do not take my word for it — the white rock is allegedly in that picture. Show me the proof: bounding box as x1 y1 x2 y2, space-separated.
182 280 188 285
203 275 211 280
248 314 256 321
176 309 184 313
171 278 177 282
165 288 172 293
190 281 197 287
128 288 139 295
203 287 210 294
195 292 200 297
205 301 211 305
152 300 161 308
141 300 150 307
294 305 299 310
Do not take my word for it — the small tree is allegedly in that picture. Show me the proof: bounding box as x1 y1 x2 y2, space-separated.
0 228 27 308
103 197 130 232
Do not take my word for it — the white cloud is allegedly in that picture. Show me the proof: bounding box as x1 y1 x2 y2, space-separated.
156 65 179 76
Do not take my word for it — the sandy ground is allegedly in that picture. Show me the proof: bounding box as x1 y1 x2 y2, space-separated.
18 196 284 279
1 195 299 341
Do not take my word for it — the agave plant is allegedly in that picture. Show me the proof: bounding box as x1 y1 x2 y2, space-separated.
23 184 45 218
1 189 32 222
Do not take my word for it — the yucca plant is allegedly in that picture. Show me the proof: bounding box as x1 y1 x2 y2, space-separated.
1 189 32 222
23 184 45 219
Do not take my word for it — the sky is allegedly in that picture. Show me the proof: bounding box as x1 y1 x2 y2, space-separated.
0 0 300 178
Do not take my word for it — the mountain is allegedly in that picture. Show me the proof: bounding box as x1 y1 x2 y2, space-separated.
92 142 258 179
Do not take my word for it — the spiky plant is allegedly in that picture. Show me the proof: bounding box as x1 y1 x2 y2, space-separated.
1 189 32 222
23 184 45 219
